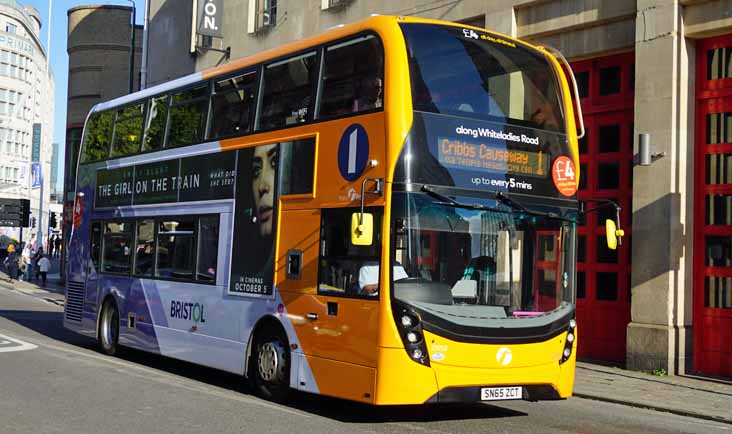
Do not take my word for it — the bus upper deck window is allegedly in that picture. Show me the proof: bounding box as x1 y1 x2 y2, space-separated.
210 72 257 139
259 52 317 131
81 111 113 163
143 95 169 152
319 35 384 118
167 86 209 148
111 103 144 158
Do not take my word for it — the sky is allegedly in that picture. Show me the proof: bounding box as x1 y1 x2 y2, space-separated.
20 0 144 188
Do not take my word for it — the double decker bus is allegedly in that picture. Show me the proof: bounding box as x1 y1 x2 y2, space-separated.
64 15 603 405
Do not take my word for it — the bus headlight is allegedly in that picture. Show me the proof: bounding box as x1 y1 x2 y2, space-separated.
401 315 414 327
559 318 577 365
393 301 430 367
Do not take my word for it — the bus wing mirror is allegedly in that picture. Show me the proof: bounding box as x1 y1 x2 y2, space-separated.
605 219 625 250
351 212 374 246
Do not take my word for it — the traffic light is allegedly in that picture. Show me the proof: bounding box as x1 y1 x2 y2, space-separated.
30 215 36 229
20 199 30 227
48 212 58 230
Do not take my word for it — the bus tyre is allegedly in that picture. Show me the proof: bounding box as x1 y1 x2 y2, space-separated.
98 300 120 356
252 325 290 402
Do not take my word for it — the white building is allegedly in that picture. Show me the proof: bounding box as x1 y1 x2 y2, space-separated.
0 0 55 246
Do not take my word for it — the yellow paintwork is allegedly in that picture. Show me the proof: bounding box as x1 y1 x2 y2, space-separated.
200 15 580 404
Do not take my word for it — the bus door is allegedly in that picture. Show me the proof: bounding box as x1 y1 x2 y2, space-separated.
85 221 103 314
278 207 380 400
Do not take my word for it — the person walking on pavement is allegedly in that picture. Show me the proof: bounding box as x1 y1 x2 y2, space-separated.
37 253 51 287
3 244 19 282
48 235 55 258
22 244 32 281
32 248 43 282
54 236 61 258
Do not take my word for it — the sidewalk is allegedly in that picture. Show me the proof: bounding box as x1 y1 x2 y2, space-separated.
575 361 732 424
0 270 65 304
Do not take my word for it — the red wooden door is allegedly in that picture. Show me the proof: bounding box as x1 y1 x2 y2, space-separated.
571 52 634 362
535 231 562 312
694 35 732 377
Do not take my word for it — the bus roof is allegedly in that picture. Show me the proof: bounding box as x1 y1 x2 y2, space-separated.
91 15 545 114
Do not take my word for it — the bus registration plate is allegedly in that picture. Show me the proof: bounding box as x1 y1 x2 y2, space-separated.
480 386 523 401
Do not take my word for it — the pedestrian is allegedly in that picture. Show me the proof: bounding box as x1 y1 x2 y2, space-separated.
48 235 55 257
3 244 19 282
22 244 32 281
32 248 42 282
37 253 51 287
54 236 61 258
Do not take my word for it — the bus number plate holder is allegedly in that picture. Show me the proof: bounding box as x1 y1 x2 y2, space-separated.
480 386 522 401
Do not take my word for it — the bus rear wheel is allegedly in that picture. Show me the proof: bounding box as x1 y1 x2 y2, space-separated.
98 300 120 356
251 325 290 402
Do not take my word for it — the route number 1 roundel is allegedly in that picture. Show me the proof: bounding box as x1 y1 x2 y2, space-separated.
552 156 578 197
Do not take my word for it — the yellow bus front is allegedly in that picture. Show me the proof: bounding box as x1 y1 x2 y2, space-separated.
373 18 580 405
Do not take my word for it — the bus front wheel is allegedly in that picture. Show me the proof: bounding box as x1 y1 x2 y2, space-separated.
251 325 290 402
98 300 120 356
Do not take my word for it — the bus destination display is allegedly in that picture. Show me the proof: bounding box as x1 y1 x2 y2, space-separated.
438 138 547 178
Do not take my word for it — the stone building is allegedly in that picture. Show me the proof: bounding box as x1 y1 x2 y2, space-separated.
139 0 732 378
62 4 142 275
0 0 55 246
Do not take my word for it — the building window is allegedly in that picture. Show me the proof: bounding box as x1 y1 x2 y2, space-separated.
5 23 16 34
708 46 732 80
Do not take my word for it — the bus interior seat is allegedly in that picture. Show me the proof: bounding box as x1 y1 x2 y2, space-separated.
451 279 477 302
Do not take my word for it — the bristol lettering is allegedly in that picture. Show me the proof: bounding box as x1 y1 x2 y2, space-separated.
170 301 206 323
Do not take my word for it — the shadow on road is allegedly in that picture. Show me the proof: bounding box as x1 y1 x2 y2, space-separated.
0 308 528 422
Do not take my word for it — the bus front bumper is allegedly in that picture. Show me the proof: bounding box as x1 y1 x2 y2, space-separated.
374 346 576 405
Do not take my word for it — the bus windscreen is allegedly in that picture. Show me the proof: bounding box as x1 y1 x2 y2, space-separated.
401 23 565 133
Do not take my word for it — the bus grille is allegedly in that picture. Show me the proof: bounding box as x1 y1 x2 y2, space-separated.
65 281 85 322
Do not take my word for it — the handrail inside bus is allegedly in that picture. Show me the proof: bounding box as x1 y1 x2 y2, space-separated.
542 45 585 140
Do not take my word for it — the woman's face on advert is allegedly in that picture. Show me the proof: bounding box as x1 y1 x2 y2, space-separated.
252 144 277 237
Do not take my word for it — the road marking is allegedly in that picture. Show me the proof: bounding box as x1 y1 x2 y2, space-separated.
0 329 309 417
0 333 38 352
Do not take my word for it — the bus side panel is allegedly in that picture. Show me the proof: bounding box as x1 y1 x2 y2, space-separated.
374 347 439 405
64 178 98 337
305 356 376 403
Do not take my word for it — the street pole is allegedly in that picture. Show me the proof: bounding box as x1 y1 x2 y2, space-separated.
127 1 136 93
38 167 43 251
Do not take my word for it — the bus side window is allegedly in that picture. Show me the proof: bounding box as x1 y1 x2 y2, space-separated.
134 219 155 277
156 218 197 280
143 95 169 152
89 221 102 273
210 72 257 139
259 51 318 131
319 35 384 118
318 208 382 298
279 138 315 195
81 111 114 163
197 216 219 282
111 102 145 158
102 221 133 274
167 85 209 148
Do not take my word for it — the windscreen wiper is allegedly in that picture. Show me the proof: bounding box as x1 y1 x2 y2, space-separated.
421 185 573 222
